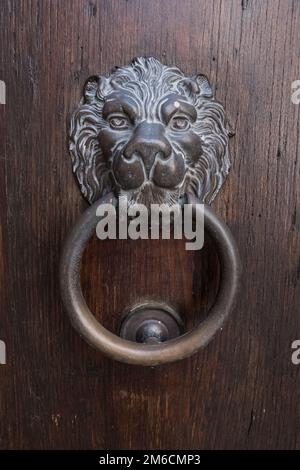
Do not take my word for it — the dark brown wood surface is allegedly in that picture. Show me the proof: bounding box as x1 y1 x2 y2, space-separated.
1 0 300 450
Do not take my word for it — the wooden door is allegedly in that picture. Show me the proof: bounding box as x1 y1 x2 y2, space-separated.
1 0 300 450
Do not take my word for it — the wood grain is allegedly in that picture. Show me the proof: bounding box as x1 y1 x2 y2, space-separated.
0 0 300 450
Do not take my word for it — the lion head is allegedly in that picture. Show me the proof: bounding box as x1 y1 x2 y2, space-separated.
69 57 232 207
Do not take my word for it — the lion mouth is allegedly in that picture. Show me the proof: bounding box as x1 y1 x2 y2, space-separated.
117 180 185 208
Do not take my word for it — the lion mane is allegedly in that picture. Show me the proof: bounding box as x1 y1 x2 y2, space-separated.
69 57 232 205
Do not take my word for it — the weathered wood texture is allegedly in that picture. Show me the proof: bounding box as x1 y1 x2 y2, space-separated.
0 0 300 450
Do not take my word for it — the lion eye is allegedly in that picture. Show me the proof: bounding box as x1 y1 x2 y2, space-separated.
170 116 190 131
108 116 130 130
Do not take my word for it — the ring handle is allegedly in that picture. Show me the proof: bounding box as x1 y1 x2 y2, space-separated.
60 193 241 366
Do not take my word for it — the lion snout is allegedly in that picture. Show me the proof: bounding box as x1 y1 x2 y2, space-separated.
112 122 186 192
112 149 186 191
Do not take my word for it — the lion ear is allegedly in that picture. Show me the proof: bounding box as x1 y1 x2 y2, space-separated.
181 74 213 98
192 74 213 98
83 76 110 103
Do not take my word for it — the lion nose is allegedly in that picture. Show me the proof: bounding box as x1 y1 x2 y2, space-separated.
123 123 172 178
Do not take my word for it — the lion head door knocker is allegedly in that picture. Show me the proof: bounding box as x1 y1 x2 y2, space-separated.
60 57 241 366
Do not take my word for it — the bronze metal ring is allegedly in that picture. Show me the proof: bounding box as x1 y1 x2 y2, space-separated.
60 192 241 366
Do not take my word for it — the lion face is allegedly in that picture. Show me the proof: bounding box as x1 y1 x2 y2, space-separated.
69 57 232 207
